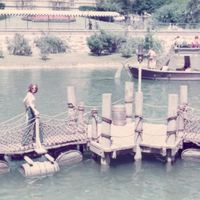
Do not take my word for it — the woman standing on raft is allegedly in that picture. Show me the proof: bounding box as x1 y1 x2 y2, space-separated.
23 84 39 123
22 84 40 145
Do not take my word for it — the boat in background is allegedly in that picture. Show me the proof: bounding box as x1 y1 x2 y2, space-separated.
174 47 200 54
128 47 200 81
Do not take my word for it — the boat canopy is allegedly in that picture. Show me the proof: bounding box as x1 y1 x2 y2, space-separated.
0 9 120 17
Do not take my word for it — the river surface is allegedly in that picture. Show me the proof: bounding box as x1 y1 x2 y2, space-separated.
0 68 200 200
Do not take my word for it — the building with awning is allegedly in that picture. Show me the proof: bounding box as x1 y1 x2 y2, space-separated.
0 9 120 17
0 0 96 10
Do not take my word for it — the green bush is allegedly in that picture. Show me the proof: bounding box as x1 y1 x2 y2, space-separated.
120 34 163 58
7 33 32 56
144 33 163 53
120 37 143 58
87 30 123 56
35 34 68 54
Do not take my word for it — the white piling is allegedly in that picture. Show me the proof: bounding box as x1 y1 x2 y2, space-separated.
34 117 46 154
77 101 85 123
91 108 98 140
177 85 188 137
180 85 188 105
125 81 134 123
67 86 77 119
134 91 143 160
100 93 112 148
67 86 77 107
138 64 142 92
166 94 178 146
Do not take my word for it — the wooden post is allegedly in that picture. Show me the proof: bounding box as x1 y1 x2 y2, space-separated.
125 81 134 123
91 108 98 140
67 86 77 120
77 101 84 123
100 93 112 148
177 85 188 138
34 116 46 154
166 94 178 146
134 91 143 160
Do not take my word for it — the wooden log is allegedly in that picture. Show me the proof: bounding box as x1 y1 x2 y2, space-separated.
177 85 188 136
125 81 134 123
166 94 178 147
91 108 98 140
77 101 85 123
100 93 112 148
134 91 143 160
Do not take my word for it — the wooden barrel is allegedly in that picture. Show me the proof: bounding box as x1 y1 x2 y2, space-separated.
0 160 10 175
181 148 200 162
55 150 83 166
112 104 126 126
21 161 60 177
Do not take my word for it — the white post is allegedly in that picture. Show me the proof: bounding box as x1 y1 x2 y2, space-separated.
138 63 142 92
67 86 77 120
77 101 85 123
166 94 178 146
134 91 143 160
125 81 134 123
177 85 188 138
91 108 98 140
34 116 46 154
100 93 112 148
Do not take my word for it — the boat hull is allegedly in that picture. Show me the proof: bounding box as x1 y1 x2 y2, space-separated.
174 47 200 54
128 66 200 81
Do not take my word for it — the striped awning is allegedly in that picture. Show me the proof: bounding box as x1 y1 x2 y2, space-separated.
0 9 120 17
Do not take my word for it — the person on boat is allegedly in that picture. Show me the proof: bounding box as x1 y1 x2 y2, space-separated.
147 48 157 69
191 36 200 48
23 84 39 124
174 36 182 47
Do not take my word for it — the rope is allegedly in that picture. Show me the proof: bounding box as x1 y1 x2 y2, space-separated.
0 112 25 125
144 117 166 123
111 133 134 138
143 103 167 109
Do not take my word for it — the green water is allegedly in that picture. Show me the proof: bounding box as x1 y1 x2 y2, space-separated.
0 68 200 200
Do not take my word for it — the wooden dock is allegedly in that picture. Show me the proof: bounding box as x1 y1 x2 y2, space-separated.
1 83 200 176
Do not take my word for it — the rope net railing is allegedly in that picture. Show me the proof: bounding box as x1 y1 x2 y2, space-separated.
40 114 88 149
0 114 35 154
184 106 200 144
0 109 89 154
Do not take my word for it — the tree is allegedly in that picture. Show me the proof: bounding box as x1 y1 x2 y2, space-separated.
185 0 200 23
153 0 188 23
96 0 135 14
131 0 172 14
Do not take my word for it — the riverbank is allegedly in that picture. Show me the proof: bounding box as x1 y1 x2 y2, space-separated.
0 52 141 70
